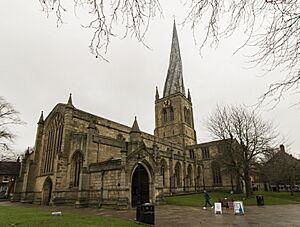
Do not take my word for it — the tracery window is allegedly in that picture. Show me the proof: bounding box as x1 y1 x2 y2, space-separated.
212 161 222 185
43 113 64 173
160 159 167 187
201 147 210 159
187 164 193 187
71 151 84 187
175 162 181 188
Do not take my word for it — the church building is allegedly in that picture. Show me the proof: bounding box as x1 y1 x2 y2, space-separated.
14 22 237 209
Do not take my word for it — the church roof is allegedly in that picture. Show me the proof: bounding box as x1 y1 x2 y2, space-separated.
163 21 185 97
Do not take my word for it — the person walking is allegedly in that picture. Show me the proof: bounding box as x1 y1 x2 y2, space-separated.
203 190 214 209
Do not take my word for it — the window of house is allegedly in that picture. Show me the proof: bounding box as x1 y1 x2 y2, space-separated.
2 176 9 183
201 147 210 159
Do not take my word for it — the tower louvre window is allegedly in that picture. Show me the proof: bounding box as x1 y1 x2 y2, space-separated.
170 108 174 121
184 107 191 125
162 109 167 123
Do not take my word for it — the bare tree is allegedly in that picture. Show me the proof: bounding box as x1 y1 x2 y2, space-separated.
260 145 300 192
0 97 23 160
39 0 162 61
184 0 300 106
207 105 278 197
40 1 300 104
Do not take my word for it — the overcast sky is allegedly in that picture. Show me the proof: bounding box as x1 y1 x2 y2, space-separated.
1 1 299 158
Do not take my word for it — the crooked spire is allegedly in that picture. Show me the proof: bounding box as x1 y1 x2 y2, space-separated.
163 20 185 97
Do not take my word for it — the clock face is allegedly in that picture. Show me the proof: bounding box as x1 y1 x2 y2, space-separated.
163 99 170 107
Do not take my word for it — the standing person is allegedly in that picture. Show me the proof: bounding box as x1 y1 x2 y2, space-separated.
203 190 214 209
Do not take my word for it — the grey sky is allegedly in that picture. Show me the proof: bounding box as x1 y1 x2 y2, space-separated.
0 1 299 157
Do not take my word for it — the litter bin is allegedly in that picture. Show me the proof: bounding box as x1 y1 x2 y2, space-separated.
140 203 155 225
256 195 264 206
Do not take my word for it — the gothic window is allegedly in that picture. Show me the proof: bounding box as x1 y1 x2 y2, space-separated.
197 166 201 178
43 113 64 173
201 147 210 159
184 107 191 125
170 108 174 121
189 149 195 159
71 151 84 187
160 159 167 187
162 109 167 124
212 161 222 185
175 162 181 188
187 164 193 187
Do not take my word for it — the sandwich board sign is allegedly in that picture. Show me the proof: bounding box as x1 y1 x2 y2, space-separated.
233 201 244 215
214 202 222 214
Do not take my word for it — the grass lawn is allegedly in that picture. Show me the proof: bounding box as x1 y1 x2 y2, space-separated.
165 191 300 207
0 206 141 227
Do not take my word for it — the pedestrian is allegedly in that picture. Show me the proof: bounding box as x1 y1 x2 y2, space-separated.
203 190 214 209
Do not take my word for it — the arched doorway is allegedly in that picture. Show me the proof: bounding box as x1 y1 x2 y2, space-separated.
42 177 52 205
131 164 149 207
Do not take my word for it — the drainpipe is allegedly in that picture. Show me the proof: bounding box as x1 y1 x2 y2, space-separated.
99 171 105 208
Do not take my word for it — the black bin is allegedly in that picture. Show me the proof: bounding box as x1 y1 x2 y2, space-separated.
140 203 155 225
256 195 264 206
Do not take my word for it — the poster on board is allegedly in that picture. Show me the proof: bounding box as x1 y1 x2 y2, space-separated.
214 202 222 214
233 201 244 215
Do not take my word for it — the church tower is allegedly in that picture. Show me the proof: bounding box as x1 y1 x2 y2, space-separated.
154 21 197 146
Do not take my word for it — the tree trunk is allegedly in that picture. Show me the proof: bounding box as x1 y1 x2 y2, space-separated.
235 174 242 193
244 170 253 198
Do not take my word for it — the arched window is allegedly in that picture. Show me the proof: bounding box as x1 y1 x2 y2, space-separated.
197 165 201 178
160 159 167 187
187 164 193 187
71 151 84 187
43 113 64 173
212 161 222 185
170 108 174 121
184 107 191 125
175 162 181 188
162 109 167 124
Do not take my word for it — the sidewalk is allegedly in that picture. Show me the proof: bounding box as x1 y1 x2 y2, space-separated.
1 201 300 226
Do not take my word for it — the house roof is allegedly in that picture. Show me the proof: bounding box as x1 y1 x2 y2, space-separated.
0 161 20 176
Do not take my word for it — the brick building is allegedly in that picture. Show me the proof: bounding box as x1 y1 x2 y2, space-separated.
0 159 20 198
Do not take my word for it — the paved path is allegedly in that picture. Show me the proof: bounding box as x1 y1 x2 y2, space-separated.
1 201 300 226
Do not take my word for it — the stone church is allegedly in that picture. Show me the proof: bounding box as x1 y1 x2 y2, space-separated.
14 22 237 209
